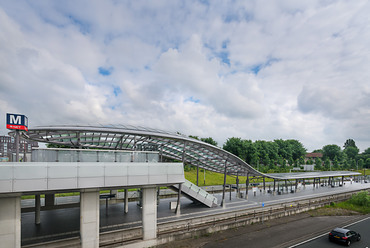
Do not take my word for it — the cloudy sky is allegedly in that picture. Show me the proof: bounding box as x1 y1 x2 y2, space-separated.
0 0 369 152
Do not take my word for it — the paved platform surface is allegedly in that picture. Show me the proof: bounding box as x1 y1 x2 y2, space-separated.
21 181 370 245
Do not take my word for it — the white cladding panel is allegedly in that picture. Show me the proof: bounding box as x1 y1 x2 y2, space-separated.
0 162 185 194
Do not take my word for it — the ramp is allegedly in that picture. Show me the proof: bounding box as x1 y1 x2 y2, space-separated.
170 179 218 208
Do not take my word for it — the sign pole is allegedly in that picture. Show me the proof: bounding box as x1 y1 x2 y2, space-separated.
15 130 19 162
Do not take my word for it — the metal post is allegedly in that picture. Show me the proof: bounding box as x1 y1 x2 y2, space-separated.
175 183 182 215
295 179 298 192
229 185 232 201
246 173 249 200
285 179 288 192
342 176 344 186
236 172 239 198
196 160 199 186
273 179 276 192
15 130 19 162
221 160 228 207
35 194 41 225
263 177 266 192
313 178 315 188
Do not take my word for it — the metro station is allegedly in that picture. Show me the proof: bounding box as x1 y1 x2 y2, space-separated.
0 118 368 248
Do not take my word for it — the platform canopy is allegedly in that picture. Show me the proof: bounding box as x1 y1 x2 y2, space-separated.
14 125 361 180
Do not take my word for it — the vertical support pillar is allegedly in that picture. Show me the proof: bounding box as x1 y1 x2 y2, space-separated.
294 179 298 192
313 178 316 188
142 187 157 240
124 189 129 214
285 180 288 192
221 160 228 207
318 178 321 187
175 184 182 215
45 194 55 207
0 197 21 248
15 130 20 162
273 179 276 192
342 176 344 186
245 173 249 200
80 191 99 248
35 194 41 225
196 161 199 186
263 177 266 192
236 172 239 198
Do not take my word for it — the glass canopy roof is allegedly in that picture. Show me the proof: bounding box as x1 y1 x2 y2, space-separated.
18 125 361 180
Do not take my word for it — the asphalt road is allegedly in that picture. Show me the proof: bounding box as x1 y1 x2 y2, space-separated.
157 213 369 248
295 216 370 248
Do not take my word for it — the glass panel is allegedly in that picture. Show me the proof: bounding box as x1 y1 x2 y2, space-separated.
116 152 131 162
80 150 97 162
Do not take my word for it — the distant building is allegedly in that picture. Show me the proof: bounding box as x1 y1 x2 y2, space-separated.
0 135 38 162
305 152 323 161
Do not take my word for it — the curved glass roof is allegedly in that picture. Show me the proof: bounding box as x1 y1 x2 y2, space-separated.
18 125 361 179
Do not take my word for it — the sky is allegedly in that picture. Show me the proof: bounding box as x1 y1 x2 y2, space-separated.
0 0 369 152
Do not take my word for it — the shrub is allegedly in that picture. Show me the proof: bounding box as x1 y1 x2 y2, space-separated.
349 191 370 207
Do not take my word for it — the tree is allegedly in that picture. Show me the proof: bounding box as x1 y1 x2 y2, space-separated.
315 157 323 170
365 158 370 169
344 146 359 160
286 139 306 160
324 158 331 171
343 139 357 149
223 137 245 158
200 137 218 146
322 144 341 161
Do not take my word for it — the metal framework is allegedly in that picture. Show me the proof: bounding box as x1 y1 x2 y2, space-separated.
16 124 361 180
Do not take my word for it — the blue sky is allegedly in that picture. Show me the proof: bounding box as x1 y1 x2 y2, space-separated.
0 0 369 152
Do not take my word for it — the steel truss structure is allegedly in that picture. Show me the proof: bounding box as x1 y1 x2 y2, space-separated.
18 125 360 180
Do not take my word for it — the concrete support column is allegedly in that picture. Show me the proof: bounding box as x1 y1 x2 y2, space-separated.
80 191 100 248
45 194 55 207
124 189 129 214
273 179 276 192
0 197 21 248
142 187 157 240
263 177 266 192
35 194 41 225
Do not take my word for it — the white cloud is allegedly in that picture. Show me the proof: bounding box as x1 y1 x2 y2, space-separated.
0 0 369 152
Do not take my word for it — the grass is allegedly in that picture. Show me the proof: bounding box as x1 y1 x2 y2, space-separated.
309 191 370 216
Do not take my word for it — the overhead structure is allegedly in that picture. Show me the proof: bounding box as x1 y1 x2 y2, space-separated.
18 124 361 180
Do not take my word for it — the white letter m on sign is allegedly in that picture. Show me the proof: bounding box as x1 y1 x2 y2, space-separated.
10 115 21 125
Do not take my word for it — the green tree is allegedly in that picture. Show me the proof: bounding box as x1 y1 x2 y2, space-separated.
344 146 359 160
322 144 341 161
358 159 364 170
343 139 357 149
200 137 218 146
324 158 331 171
286 139 307 160
365 158 370 169
223 137 245 159
315 157 322 169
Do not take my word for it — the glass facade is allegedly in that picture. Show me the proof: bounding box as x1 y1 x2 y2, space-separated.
31 148 159 163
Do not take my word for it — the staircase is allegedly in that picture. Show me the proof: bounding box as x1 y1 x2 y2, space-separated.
170 179 218 208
